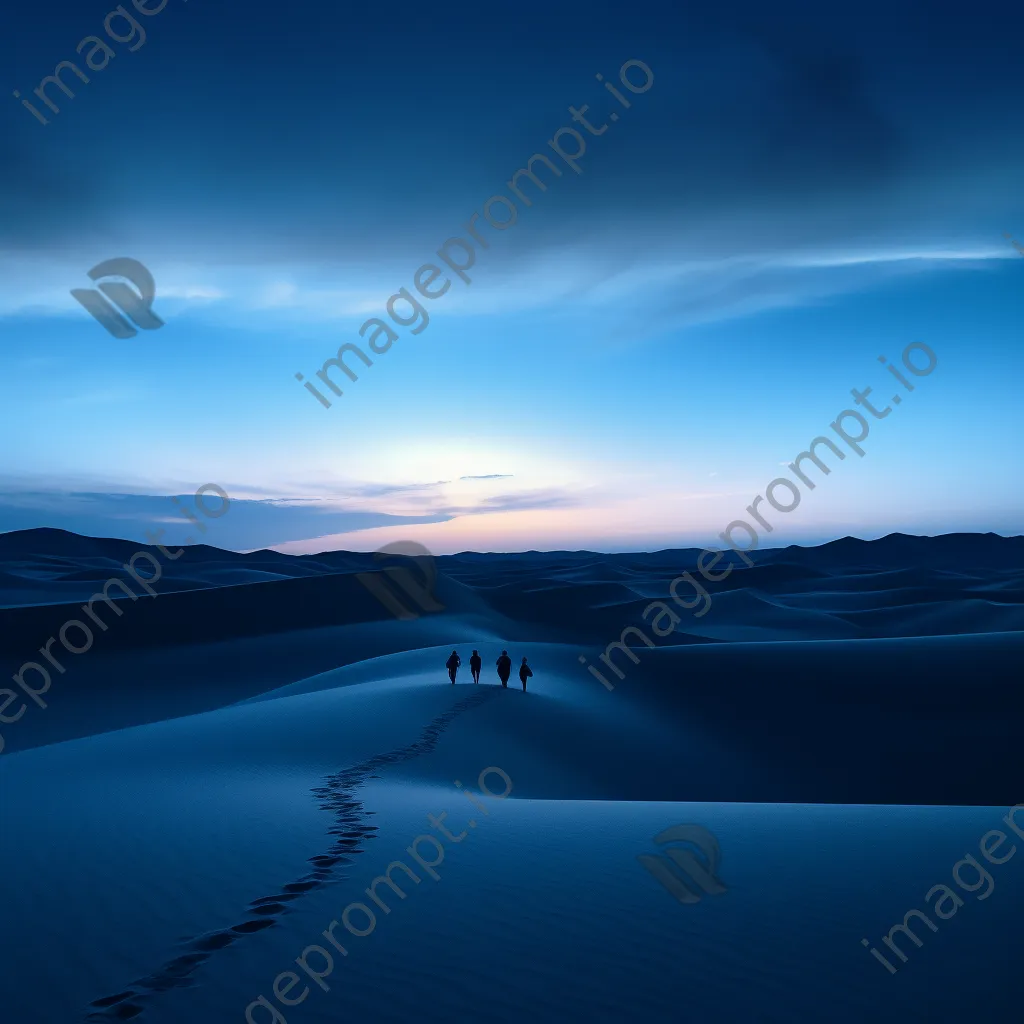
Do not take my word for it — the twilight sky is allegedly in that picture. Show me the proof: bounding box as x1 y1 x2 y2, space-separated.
1 0 1022 553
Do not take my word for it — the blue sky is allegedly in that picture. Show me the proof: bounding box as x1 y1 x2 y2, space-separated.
1 0 1022 553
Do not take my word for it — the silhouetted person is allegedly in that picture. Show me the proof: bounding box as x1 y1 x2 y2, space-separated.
470 650 482 684
496 650 512 687
519 657 533 692
446 650 461 685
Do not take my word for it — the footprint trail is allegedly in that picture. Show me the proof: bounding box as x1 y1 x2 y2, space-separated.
85 686 500 1021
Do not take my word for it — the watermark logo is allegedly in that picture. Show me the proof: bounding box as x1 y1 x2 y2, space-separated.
355 540 445 621
637 824 727 904
71 257 164 339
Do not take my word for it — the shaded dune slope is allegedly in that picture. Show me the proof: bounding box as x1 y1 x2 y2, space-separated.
1 528 1022 759
84 687 501 1023
1 627 1021 1021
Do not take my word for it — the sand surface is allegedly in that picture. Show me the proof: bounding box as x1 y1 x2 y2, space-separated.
1 529 1022 1022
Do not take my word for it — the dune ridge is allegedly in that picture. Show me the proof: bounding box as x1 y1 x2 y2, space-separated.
1 529 1023 1023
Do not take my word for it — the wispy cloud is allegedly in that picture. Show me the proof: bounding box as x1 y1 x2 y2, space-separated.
0 234 1010 333
0 489 452 551
440 488 583 516
0 475 588 550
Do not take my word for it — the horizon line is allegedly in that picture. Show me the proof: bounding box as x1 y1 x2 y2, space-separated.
2 525 1022 560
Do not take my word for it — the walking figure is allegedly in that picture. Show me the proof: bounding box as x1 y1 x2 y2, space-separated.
469 650 482 684
446 650 461 685
519 657 533 692
496 650 512 688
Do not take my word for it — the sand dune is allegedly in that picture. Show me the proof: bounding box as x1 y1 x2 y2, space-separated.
1 530 1022 1022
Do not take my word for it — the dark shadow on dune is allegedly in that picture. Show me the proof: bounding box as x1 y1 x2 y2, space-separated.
84 686 500 1022
619 632 1024 805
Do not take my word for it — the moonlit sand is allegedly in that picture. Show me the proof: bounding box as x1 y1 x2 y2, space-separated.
1 528 1022 1022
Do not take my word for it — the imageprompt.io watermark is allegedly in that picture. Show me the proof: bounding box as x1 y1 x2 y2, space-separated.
637 824 728 905
861 803 1024 975
245 766 513 1024
71 257 164 339
355 541 444 621
13 0 186 127
579 341 940 692
0 483 230 754
295 57 655 410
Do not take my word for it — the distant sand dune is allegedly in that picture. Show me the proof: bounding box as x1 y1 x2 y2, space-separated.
2 528 1023 1022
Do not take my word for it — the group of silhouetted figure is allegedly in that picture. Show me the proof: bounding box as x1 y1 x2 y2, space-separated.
446 649 533 691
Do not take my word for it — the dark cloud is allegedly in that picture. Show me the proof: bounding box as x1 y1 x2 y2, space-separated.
4 0 1023 269
0 138 106 250
739 23 902 191
0 491 450 551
